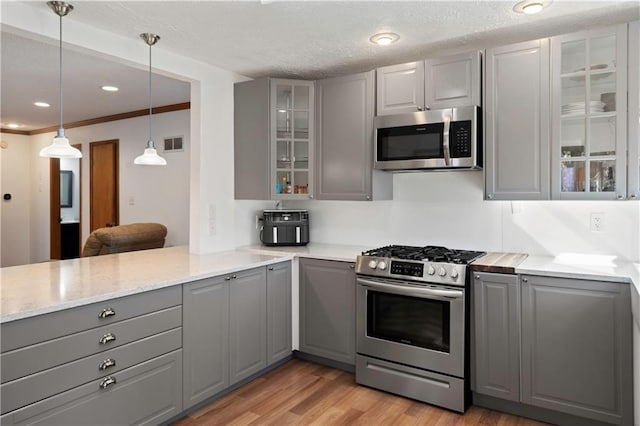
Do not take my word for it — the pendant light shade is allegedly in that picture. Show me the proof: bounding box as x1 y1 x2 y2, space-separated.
134 33 166 166
40 1 82 159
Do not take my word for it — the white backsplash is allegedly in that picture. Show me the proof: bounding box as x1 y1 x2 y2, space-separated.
287 171 640 262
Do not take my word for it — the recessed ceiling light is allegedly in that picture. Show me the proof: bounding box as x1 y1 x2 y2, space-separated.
369 33 400 46
101 85 119 92
7 123 20 129
513 0 551 14
34 101 50 108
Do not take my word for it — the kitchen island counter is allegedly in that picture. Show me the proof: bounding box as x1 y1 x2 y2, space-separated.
0 246 291 323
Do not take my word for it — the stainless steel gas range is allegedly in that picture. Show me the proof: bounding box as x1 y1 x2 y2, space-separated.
355 245 485 413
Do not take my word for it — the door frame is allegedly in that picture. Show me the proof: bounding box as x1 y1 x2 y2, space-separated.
49 143 83 260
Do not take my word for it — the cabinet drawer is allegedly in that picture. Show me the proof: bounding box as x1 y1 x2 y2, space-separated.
1 286 181 353
0 350 183 426
1 306 182 383
1 327 181 415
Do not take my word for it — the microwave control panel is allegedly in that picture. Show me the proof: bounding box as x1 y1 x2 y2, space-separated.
449 120 472 158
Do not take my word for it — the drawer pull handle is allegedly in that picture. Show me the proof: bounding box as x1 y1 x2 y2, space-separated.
99 333 116 345
99 376 116 389
99 358 116 370
98 308 116 319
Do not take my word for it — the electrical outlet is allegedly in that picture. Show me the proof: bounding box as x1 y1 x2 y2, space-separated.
590 212 605 232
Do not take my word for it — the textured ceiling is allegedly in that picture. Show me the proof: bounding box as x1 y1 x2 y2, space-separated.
2 0 639 131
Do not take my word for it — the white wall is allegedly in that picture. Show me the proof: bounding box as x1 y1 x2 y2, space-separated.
0 134 32 267
288 171 640 262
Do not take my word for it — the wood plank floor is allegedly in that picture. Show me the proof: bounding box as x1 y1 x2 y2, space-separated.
172 359 548 425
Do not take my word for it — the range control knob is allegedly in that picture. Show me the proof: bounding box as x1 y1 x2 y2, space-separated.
377 261 387 270
438 267 447 277
427 265 436 275
368 260 378 269
451 269 459 279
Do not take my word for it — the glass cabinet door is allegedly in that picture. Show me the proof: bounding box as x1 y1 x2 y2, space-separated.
628 21 639 200
271 80 314 199
552 25 627 199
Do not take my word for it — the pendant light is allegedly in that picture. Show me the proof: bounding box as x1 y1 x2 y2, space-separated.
134 33 166 166
40 1 82 159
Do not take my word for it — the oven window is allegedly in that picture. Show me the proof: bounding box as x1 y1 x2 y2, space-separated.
377 123 444 161
367 291 450 353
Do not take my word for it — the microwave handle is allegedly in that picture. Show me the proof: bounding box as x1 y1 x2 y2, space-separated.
442 113 451 166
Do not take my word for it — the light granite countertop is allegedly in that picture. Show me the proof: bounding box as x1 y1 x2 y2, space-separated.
0 246 291 323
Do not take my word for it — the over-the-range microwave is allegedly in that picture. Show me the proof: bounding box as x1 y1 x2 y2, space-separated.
374 105 482 171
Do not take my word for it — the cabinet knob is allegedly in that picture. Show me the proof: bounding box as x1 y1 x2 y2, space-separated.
349 264 355 269
99 358 116 371
630 194 638 200
417 106 423 111
366 196 371 200
617 194 624 200
309 195 314 199
99 333 116 345
268 266 274 271
225 276 231 281
99 376 117 390
424 105 431 111
487 194 493 200
98 308 116 319
474 275 480 280
231 274 237 279
522 277 528 283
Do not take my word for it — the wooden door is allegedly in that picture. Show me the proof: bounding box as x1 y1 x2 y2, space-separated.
90 140 119 231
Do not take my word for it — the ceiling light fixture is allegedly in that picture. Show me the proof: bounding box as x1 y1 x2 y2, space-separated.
34 101 51 108
39 1 82 159
513 0 551 14
369 32 400 46
101 85 119 92
134 33 166 166
7 123 20 129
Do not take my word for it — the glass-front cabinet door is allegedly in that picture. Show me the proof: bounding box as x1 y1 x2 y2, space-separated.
551 25 628 200
271 79 314 199
628 21 639 200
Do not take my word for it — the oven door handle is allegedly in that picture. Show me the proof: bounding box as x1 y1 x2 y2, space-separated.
357 278 463 300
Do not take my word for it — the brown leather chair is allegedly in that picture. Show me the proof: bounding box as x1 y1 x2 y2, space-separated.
82 223 167 257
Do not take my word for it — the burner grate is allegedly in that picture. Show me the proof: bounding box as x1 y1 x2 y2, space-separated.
362 245 484 264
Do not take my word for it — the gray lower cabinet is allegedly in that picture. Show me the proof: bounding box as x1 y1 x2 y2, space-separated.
229 267 267 385
473 272 520 402
0 350 182 426
0 287 183 425
183 262 292 410
315 71 392 201
484 39 550 200
299 258 356 365
182 276 230 409
521 275 633 425
267 261 292 365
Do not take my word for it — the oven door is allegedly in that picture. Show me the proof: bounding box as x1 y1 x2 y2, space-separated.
356 276 465 378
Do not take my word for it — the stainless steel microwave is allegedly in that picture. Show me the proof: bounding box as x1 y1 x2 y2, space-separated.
374 106 481 171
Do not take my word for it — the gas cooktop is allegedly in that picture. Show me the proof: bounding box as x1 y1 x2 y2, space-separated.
356 245 486 285
361 245 485 264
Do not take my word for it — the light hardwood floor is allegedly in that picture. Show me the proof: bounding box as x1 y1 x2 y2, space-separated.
172 359 548 425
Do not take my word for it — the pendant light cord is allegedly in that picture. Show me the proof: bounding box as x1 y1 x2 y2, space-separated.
58 13 64 135
148 41 153 147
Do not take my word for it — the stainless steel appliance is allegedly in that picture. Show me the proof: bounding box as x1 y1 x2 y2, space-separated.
260 209 309 246
374 106 481 171
355 245 485 413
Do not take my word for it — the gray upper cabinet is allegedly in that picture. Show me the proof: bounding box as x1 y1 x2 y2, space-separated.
628 20 639 200
473 272 520 402
299 258 356 365
234 78 314 200
484 39 551 200
315 71 392 201
521 275 633 425
182 276 229 409
229 267 267 385
376 51 481 116
425 51 481 110
376 61 425 115
551 24 628 200
267 262 292 365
